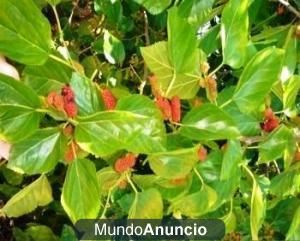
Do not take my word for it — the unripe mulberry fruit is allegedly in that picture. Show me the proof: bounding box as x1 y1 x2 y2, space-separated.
197 146 207 162
64 102 78 118
170 177 187 186
46 91 64 111
156 96 172 120
114 153 137 173
63 124 74 137
101 89 117 110
264 107 274 120
118 180 128 189
149 75 160 97
170 96 181 123
294 150 300 162
64 142 78 164
262 118 279 132
277 4 285 15
295 25 300 39
206 76 218 102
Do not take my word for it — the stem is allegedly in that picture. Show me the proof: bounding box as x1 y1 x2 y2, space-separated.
49 54 74 69
140 10 150 95
0 159 8 168
208 62 223 78
71 141 77 159
246 146 259 149
273 160 281 174
126 172 138 194
51 5 64 44
242 164 255 182
193 168 205 191
219 98 233 108
100 188 112 219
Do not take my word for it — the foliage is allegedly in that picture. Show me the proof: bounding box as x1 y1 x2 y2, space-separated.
0 0 300 240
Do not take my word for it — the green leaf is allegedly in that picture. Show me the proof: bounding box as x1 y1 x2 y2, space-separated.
1 175 53 217
280 26 297 83
178 0 215 27
283 75 300 117
221 0 249 68
97 167 120 195
243 166 265 241
286 204 300 240
0 0 52 65
8 128 66 174
170 184 217 217
148 147 199 180
23 56 72 95
222 211 236 234
220 140 243 180
167 8 198 73
128 188 163 219
103 30 125 64
25 225 59 241
0 74 41 142
141 41 200 99
258 125 296 165
0 74 41 107
270 164 300 198
233 47 284 113
61 159 100 224
0 105 41 143
60 225 77 241
218 86 260 137
75 95 166 156
94 0 123 24
1 168 23 186
70 72 103 115
179 104 240 141
199 24 221 56
133 0 171 15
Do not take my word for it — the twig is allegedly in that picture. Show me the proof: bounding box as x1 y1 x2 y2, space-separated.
140 10 150 95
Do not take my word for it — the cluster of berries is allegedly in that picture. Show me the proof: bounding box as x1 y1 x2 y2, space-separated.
261 108 279 132
101 88 117 110
114 153 137 173
155 95 181 123
149 75 181 122
47 85 77 118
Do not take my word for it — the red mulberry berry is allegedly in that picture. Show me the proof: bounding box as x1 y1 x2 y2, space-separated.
114 153 137 173
149 75 160 97
262 118 279 132
156 95 172 121
170 96 181 123
197 146 207 162
64 102 78 118
61 85 75 100
101 89 117 110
